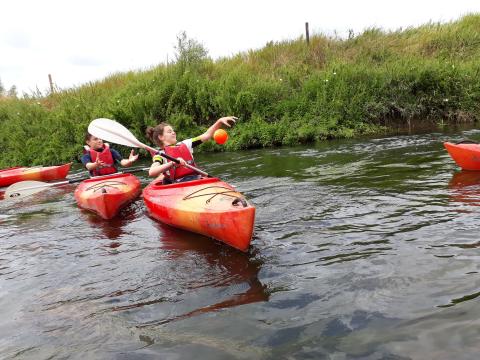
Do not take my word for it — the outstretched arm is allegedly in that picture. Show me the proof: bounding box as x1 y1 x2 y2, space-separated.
197 116 237 143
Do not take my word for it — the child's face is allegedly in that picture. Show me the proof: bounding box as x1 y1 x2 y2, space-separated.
159 126 177 146
86 136 104 150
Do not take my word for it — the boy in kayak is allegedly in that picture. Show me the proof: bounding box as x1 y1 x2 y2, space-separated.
145 116 236 183
82 133 139 177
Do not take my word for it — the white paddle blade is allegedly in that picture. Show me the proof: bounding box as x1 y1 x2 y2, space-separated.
4 180 60 199
88 118 142 148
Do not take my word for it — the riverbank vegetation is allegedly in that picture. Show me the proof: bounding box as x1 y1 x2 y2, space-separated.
1 14 480 167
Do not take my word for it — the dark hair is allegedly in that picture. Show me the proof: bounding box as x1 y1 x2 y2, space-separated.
84 132 94 142
145 122 171 148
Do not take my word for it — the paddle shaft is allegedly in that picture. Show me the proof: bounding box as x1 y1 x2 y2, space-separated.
157 152 209 177
11 179 74 193
134 144 209 178
4 167 149 198
68 166 149 181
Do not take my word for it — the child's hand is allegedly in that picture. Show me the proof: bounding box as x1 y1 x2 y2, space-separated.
176 157 187 167
128 150 139 163
218 116 237 127
95 157 106 168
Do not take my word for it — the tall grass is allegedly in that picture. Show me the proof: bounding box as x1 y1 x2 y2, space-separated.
1 14 480 167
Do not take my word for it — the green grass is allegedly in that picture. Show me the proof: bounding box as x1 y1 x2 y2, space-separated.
1 14 480 167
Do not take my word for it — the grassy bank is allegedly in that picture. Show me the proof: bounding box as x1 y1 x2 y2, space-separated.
1 14 480 167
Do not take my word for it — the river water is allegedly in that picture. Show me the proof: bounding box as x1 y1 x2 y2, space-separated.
1 127 480 359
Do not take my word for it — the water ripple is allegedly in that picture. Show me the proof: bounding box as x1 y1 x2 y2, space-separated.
2 130 480 357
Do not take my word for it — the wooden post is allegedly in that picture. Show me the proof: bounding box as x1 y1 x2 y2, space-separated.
305 22 310 45
48 74 54 93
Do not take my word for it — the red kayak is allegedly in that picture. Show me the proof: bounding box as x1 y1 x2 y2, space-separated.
444 142 480 170
143 177 255 252
74 173 141 219
0 163 71 187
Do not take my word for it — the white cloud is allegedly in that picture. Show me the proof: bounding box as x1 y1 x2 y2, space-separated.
1 0 479 94
67 56 105 67
3 30 31 49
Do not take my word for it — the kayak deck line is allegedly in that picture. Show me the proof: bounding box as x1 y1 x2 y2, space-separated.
183 186 249 206
84 180 130 192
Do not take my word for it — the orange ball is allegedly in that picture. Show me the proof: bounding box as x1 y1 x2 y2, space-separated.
213 129 228 145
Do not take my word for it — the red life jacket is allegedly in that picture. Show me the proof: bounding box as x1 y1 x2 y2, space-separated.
163 143 197 180
89 143 117 176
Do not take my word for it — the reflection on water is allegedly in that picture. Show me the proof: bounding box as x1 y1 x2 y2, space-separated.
3 129 480 358
449 170 480 188
448 170 480 206
81 199 143 240
134 223 269 327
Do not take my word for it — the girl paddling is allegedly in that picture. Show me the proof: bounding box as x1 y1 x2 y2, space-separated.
145 116 236 183
81 133 139 177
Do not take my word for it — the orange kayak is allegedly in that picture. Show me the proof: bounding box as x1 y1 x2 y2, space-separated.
143 177 255 252
0 163 71 187
74 173 141 219
444 142 480 170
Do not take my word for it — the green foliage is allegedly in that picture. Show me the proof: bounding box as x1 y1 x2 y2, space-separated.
1 15 480 167
174 31 209 73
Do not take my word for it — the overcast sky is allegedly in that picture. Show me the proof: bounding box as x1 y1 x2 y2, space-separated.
2 0 479 95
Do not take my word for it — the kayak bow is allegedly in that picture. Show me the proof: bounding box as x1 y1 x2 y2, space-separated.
143 177 255 252
444 142 480 170
74 173 141 219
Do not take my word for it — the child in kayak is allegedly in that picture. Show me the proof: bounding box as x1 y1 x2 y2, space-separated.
82 133 139 177
145 116 236 183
